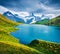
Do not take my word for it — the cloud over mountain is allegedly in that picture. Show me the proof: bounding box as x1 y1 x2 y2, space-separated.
0 0 60 18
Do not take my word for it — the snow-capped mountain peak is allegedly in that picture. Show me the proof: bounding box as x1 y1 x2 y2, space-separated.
4 11 14 16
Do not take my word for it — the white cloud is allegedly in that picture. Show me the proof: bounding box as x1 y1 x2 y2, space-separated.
17 12 29 17
0 5 60 19
0 6 9 14
45 14 59 19
0 5 29 17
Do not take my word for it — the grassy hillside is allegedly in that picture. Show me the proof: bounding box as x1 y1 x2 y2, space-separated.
35 19 49 24
35 16 60 26
0 14 19 42
0 14 43 54
29 40 60 54
0 41 43 54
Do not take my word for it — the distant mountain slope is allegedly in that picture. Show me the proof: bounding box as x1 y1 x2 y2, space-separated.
35 16 60 26
26 18 34 24
3 11 25 23
35 19 49 24
0 14 43 54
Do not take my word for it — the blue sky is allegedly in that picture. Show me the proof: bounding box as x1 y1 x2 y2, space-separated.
0 0 60 17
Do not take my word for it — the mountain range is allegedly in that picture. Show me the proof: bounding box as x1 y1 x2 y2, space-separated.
3 11 36 24
35 16 60 26
3 11 25 23
0 6 51 24
0 6 34 24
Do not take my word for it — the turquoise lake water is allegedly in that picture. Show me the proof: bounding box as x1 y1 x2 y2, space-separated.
11 24 60 44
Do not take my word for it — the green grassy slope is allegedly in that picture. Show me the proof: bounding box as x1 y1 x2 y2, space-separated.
35 16 60 26
29 40 60 54
0 14 19 42
0 14 19 27
0 41 43 54
35 19 49 24
0 14 43 54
